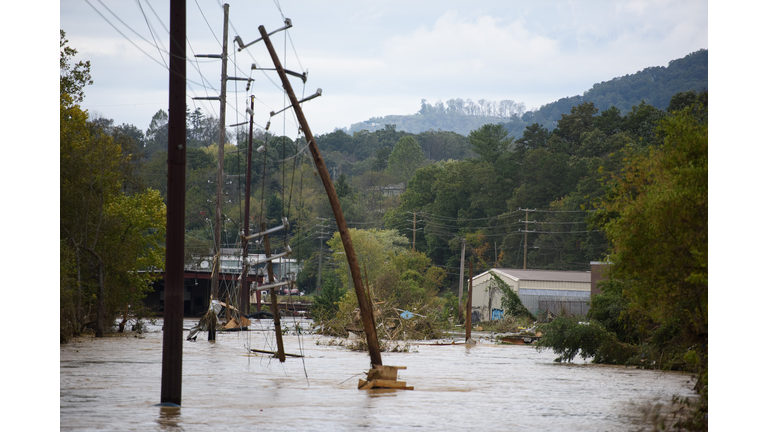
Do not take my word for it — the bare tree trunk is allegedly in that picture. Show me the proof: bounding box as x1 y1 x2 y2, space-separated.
95 258 106 337
83 246 107 338
117 304 128 333
74 246 82 337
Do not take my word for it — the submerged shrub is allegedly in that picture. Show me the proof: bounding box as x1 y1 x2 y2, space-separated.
536 316 638 363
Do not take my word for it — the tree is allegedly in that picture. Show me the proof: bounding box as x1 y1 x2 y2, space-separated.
387 136 425 182
327 228 409 292
312 278 346 322
60 30 92 106
600 104 707 359
373 146 391 171
468 123 512 163
621 101 667 146
553 102 598 153
514 123 550 151
334 173 353 199
144 110 169 158
60 36 166 341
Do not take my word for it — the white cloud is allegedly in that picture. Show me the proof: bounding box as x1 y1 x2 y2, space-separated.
380 12 560 84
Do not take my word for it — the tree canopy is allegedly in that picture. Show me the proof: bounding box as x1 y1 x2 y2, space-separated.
60 32 165 341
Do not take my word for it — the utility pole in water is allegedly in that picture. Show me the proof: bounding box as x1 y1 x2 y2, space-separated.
465 259 473 343
262 224 286 362
458 238 466 321
160 0 186 406
239 95 255 317
194 4 231 341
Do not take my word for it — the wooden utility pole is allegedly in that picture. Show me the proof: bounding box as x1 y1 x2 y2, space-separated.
412 212 416 252
458 238 466 321
207 3 230 341
524 209 528 270
262 223 286 362
160 0 186 406
258 25 382 366
520 208 535 270
465 260 473 342
240 95 255 317
317 233 323 290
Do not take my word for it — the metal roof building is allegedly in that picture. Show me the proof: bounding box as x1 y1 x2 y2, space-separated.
469 268 592 322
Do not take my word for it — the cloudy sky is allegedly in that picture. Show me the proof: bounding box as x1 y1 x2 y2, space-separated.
59 0 707 138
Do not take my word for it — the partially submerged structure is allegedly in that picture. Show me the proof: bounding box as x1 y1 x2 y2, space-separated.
470 269 592 321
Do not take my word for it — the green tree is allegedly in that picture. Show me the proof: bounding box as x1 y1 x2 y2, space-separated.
387 136 425 182
327 228 409 291
312 277 346 322
144 110 169 159
621 101 667 146
514 123 550 151
334 173 353 199
373 146 391 171
469 123 513 163
60 37 166 341
552 102 598 154
600 105 707 348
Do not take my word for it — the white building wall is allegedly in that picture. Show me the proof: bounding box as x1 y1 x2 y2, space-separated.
470 270 520 321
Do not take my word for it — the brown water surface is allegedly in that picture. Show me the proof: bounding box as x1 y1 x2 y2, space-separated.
60 318 696 431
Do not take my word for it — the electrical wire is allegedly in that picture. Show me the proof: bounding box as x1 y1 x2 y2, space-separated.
135 0 168 69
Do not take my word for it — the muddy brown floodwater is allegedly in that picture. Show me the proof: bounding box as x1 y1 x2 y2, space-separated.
60 318 696 431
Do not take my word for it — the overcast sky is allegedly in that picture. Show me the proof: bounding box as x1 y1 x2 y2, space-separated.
59 0 708 138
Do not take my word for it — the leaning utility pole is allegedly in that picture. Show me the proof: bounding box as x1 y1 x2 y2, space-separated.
160 0 186 406
258 25 382 366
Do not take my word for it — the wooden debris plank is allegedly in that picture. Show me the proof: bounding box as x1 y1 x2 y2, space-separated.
250 348 304 358
357 379 413 390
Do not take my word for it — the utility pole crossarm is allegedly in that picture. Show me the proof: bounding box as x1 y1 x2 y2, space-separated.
235 18 292 52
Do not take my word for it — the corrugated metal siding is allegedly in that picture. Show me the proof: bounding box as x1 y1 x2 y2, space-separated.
519 289 590 297
494 268 591 283
519 294 590 318
519 280 590 291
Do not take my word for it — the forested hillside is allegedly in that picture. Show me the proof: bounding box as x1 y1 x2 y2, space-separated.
343 49 707 139
520 49 708 130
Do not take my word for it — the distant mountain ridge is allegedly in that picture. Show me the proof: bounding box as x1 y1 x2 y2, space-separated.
342 49 707 137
